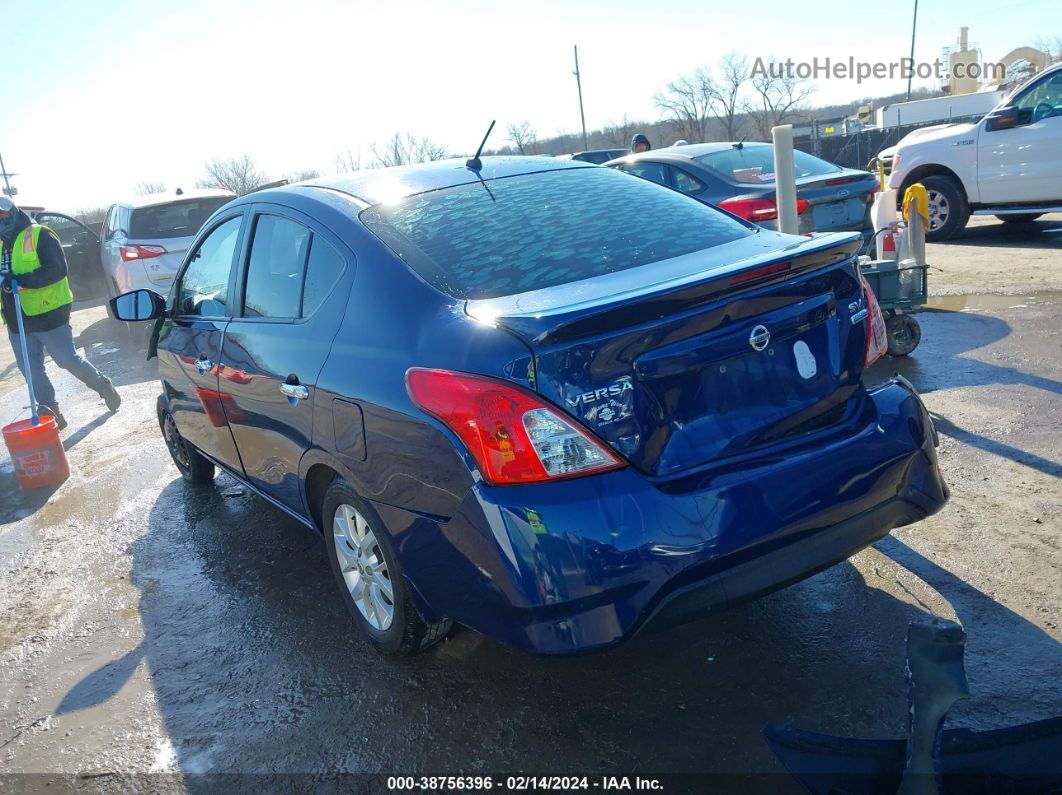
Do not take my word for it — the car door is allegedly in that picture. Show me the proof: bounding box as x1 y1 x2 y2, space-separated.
156 212 248 472
100 205 132 294
978 69 1062 203
220 205 349 512
35 212 104 297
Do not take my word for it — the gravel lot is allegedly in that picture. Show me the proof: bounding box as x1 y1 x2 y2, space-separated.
1 213 1059 791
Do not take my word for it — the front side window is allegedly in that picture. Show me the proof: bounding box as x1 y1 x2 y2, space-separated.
362 166 752 300
243 215 311 318
177 216 242 317
623 161 669 186
1013 71 1062 124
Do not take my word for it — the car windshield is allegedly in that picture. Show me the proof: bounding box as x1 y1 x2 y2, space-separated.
697 146 842 184
361 167 752 300
129 197 233 240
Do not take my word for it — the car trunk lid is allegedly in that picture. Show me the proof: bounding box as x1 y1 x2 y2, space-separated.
469 232 868 477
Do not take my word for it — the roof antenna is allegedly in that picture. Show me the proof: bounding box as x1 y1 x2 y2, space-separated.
466 120 496 171
175 187 184 195
732 134 748 151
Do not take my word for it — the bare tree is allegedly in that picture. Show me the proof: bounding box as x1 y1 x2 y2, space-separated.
654 68 718 144
334 149 362 173
743 63 815 140
715 52 750 140
506 121 537 155
369 133 449 168
284 169 320 183
74 207 109 226
134 181 167 196
602 114 639 149
197 155 269 195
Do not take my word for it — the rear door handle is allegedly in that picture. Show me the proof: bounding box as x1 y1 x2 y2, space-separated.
280 383 309 401
196 356 213 374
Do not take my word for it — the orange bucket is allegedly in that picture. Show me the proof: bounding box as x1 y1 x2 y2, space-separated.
2 415 70 490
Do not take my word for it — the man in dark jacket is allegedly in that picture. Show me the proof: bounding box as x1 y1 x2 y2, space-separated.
630 133 652 153
1 197 120 430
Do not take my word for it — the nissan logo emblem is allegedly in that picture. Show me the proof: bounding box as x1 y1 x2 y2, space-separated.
749 325 771 352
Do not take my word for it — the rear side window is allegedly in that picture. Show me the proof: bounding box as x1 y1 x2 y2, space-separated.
244 215 311 318
362 167 751 300
130 197 233 239
697 146 842 184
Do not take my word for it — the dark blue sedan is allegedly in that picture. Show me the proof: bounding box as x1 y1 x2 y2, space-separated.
606 142 878 247
112 156 947 655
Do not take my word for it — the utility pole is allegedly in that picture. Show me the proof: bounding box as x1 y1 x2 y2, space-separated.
906 0 919 102
573 45 588 151
0 152 17 197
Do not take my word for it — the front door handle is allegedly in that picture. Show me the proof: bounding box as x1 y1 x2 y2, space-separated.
196 356 213 374
280 383 309 401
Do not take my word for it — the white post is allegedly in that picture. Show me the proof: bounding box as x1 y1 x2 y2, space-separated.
772 124 799 235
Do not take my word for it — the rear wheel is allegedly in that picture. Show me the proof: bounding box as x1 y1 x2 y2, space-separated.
157 400 215 484
996 213 1043 224
885 313 921 357
921 175 969 241
322 479 451 655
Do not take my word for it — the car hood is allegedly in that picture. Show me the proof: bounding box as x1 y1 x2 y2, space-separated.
895 121 977 150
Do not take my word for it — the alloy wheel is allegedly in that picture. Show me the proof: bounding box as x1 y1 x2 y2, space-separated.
927 190 949 232
332 503 395 631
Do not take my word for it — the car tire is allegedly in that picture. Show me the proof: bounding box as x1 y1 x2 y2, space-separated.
157 398 216 485
322 479 451 655
996 213 1043 224
885 312 921 357
921 175 969 241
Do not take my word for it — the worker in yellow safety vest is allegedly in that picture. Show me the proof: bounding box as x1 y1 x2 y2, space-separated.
0 197 120 430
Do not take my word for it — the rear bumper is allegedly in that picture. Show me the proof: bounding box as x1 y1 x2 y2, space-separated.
380 376 947 655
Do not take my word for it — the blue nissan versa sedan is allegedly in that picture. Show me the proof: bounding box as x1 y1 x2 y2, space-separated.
111 156 948 656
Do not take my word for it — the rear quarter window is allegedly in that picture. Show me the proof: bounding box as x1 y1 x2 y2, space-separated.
361 167 752 300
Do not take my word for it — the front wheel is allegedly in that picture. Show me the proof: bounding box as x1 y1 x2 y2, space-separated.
921 175 970 242
996 213 1043 224
885 313 921 357
323 479 451 655
157 399 215 484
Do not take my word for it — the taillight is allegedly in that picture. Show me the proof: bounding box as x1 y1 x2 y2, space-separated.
120 244 167 262
861 276 888 366
719 197 809 221
405 368 625 485
865 183 881 203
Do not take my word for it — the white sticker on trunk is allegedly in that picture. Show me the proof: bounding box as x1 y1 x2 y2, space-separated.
793 340 817 379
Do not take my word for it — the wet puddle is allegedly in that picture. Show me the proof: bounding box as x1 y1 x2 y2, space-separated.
928 291 1059 312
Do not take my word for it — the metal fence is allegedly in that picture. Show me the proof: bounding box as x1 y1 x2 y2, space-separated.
795 114 985 170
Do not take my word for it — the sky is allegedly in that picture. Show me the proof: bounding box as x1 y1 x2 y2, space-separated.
2 0 1058 209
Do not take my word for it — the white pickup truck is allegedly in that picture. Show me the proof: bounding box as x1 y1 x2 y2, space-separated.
884 62 1062 240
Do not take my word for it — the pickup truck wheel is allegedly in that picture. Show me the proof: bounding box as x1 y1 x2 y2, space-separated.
922 175 969 241
323 480 451 655
158 402 215 485
996 213 1043 224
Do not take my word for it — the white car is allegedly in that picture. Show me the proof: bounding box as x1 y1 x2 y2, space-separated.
886 62 1062 240
100 189 236 297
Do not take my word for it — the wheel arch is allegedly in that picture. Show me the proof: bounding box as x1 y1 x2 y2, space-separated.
900 164 968 203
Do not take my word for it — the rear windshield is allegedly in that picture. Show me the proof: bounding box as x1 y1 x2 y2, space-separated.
129 197 233 239
361 167 753 300
697 146 842 184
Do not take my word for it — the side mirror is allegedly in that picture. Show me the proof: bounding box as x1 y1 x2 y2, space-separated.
110 289 165 321
985 105 1019 132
